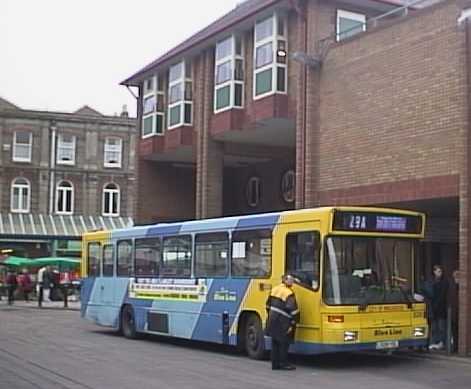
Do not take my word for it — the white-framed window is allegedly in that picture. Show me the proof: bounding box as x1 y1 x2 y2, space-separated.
56 181 74 215
57 134 76 165
103 183 120 217
12 131 32 162
336 9 366 41
104 137 123 168
10 177 30 213
253 13 288 99
214 35 244 113
168 60 193 129
142 74 166 138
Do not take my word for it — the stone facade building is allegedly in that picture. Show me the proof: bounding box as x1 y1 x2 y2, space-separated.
0 97 137 257
122 0 471 354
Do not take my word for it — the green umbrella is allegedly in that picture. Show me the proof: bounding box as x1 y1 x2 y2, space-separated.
29 257 80 270
1 256 33 267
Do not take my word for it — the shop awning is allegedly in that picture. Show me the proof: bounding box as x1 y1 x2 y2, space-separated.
0 213 133 239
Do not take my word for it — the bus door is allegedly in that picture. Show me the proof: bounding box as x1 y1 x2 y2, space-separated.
100 244 115 306
284 227 322 344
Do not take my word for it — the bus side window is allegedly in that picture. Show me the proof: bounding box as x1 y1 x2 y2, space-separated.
103 245 114 277
162 236 192 277
88 242 101 278
117 240 133 277
195 232 229 278
285 231 320 289
231 229 271 278
135 238 161 277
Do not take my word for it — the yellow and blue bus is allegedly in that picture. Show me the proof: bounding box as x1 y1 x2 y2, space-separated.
81 207 428 358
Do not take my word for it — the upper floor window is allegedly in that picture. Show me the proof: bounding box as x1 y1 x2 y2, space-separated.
142 74 165 138
254 13 287 99
12 131 32 162
103 183 120 217
336 10 366 41
168 61 193 129
57 134 76 165
56 180 74 214
214 36 244 113
104 137 122 168
11 177 30 213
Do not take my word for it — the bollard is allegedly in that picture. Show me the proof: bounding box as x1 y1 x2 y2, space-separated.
63 285 68 308
38 285 43 308
446 306 452 354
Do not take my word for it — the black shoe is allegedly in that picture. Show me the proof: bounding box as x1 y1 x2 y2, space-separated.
280 365 296 370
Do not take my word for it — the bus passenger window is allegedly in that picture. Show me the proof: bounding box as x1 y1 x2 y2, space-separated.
135 238 161 277
285 231 320 289
195 232 228 278
162 236 192 277
88 242 101 277
103 245 114 277
117 240 133 277
231 229 271 278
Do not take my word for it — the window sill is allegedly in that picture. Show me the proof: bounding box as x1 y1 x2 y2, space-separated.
12 159 32 163
56 161 76 166
11 209 30 214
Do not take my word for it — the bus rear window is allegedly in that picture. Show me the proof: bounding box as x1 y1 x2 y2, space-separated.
231 229 271 278
88 242 101 277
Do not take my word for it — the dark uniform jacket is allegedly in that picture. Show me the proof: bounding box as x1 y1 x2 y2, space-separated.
265 283 300 342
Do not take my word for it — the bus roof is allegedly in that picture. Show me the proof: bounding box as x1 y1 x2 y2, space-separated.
83 207 424 240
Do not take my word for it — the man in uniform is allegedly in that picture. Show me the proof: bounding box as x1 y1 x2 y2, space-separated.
265 274 300 370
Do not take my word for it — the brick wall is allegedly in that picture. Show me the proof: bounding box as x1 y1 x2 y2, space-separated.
137 160 195 224
317 2 466 194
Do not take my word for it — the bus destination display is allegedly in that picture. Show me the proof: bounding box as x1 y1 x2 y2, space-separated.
333 211 422 234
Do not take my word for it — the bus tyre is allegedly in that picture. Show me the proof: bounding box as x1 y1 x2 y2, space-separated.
244 314 266 360
121 305 138 339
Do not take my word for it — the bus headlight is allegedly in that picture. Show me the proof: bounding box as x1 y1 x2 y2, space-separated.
344 331 358 342
413 327 426 337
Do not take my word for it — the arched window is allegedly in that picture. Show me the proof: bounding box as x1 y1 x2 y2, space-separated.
56 181 74 214
103 183 120 216
11 178 30 213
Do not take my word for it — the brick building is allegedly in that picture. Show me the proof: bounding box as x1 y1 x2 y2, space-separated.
0 97 137 257
122 0 471 354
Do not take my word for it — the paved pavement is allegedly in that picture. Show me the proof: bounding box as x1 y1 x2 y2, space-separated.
0 305 470 389
0 297 80 310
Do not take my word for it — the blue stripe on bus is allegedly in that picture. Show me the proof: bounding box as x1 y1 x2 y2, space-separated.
147 224 182 237
191 279 250 343
288 338 428 355
235 213 280 231
179 217 240 234
112 226 150 240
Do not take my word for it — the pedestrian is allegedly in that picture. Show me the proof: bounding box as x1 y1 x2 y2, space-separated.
5 269 18 305
17 268 33 302
447 270 460 352
427 265 449 350
265 274 300 370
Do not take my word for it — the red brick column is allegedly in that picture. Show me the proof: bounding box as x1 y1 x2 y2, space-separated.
458 18 471 356
195 50 223 219
304 0 321 208
295 0 308 209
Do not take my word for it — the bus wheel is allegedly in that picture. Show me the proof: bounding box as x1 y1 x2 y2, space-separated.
121 305 137 339
244 314 265 360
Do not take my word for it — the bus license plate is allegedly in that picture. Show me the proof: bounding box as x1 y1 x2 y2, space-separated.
376 340 399 350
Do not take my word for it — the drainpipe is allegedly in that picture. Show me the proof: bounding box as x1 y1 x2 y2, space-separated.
49 121 56 214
